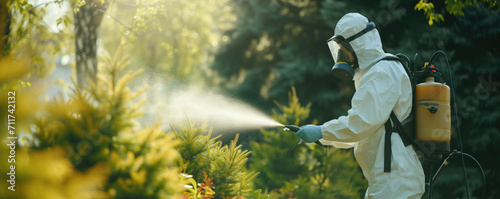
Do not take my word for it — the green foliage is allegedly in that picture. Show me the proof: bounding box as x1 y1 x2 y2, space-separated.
71 0 87 13
208 135 259 198
6 0 73 77
249 88 366 198
0 58 110 199
272 87 311 126
0 58 61 199
415 0 498 25
444 0 498 16
414 0 444 25
107 124 181 198
29 44 146 170
100 0 236 82
180 172 216 199
172 122 220 180
248 88 309 189
24 44 183 198
172 122 261 198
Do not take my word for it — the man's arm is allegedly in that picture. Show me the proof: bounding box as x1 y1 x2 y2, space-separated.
322 64 402 142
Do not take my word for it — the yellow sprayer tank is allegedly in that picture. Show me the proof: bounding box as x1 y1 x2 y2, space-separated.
416 77 451 142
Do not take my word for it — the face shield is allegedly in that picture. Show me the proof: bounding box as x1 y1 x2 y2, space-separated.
327 22 376 80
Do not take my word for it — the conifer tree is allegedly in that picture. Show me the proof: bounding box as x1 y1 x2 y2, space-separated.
171 121 263 198
8 43 183 198
249 88 366 198
0 58 110 198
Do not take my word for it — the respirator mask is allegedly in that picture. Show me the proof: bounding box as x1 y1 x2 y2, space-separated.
327 22 376 80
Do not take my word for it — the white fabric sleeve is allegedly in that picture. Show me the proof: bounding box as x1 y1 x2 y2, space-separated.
316 120 356 149
321 65 401 143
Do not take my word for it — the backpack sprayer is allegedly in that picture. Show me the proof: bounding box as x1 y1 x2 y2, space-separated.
414 51 484 199
414 55 451 156
383 51 485 199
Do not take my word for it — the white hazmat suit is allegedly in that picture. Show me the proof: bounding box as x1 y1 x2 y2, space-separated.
319 13 425 198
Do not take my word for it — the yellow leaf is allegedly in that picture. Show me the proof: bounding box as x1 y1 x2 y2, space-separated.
130 169 147 184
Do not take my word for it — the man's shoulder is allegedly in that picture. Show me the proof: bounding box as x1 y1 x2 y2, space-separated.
367 60 401 76
370 58 406 77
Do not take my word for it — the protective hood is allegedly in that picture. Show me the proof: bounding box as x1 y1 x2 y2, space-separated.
334 13 388 72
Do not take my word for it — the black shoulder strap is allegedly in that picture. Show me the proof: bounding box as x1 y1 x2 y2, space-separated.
378 55 415 146
390 112 414 146
384 117 393 173
381 55 416 173
379 55 419 172
379 56 402 62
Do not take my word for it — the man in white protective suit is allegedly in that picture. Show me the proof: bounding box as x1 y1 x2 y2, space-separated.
294 13 425 198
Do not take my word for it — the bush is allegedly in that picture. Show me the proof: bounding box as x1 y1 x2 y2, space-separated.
249 87 367 198
172 122 264 198
0 44 183 198
0 44 281 199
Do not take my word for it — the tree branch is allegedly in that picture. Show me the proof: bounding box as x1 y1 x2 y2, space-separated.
96 8 132 30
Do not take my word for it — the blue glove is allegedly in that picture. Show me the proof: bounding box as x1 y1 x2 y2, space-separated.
294 125 323 143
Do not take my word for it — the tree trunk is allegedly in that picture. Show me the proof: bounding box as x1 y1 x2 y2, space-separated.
0 1 11 57
73 0 109 85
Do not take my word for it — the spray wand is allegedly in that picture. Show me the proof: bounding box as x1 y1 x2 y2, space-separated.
283 125 331 153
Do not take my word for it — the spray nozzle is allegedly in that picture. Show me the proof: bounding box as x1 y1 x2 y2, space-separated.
284 125 301 132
